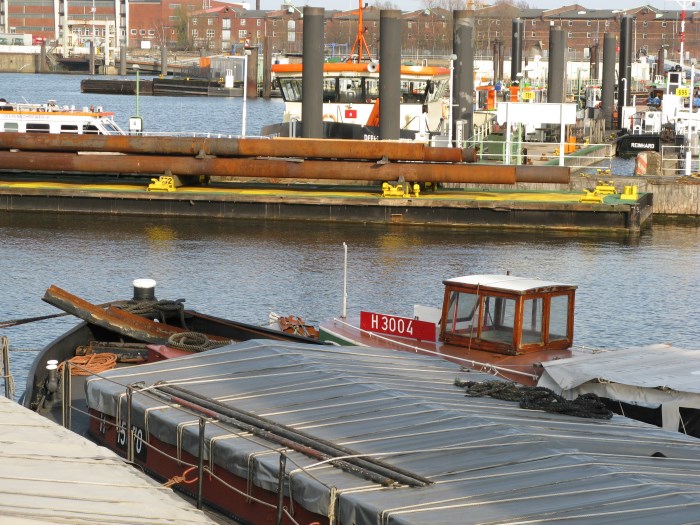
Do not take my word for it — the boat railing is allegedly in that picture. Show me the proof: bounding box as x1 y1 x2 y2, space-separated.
475 139 615 172
134 131 268 140
660 143 698 176
56 360 404 522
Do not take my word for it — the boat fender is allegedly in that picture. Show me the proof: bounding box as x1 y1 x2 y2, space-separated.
322 114 337 122
367 61 378 73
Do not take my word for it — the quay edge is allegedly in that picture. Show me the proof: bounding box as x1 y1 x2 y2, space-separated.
0 181 652 233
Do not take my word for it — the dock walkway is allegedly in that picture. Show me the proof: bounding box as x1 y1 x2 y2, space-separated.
0 395 217 524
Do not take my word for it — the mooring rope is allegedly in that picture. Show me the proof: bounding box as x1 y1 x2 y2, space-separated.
456 379 613 420
59 353 118 376
114 299 188 326
166 331 232 353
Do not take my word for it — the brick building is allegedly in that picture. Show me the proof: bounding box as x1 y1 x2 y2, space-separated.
1 1 698 69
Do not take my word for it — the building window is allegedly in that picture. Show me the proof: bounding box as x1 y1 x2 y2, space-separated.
241 19 246 26
662 21 667 27
586 32 591 38
139 29 145 35
568 31 573 38
568 20 573 26
531 20 536 26
662 33 666 39
531 31 535 37
495 20 500 25
587 21 591 26
148 29 155 36
256 30 261 37
238 29 247 38
192 18 197 25
207 29 214 37
605 20 610 27
192 29 198 36
130 29 136 35
643 21 648 27
223 18 230 29
642 33 648 38
208 18 213 25
257 19 261 26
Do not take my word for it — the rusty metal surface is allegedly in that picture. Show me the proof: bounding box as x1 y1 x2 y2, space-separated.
42 285 190 344
514 165 570 183
0 151 520 184
0 134 472 163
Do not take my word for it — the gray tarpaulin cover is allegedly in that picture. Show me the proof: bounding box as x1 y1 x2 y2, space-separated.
539 344 700 431
86 340 700 524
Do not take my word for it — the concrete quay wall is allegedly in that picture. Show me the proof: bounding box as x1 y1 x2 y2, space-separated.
512 175 700 217
0 53 36 72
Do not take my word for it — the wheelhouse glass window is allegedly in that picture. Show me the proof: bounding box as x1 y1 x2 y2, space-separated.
522 297 544 344
3 122 18 132
60 124 79 134
444 291 478 335
279 78 302 102
480 295 516 345
549 294 570 342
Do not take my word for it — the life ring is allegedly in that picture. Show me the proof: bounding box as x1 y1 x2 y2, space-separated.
322 114 336 122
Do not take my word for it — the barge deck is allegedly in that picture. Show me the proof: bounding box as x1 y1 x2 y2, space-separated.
0 176 652 232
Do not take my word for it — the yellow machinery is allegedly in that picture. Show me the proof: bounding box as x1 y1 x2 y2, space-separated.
148 175 179 192
382 182 420 198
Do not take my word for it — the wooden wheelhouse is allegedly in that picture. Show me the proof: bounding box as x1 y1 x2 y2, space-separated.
439 275 576 356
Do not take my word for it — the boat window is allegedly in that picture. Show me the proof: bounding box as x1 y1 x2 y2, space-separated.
548 294 570 342
101 122 122 134
323 78 337 102
444 291 478 335
339 78 362 103
26 123 50 133
480 295 516 345
522 297 544 344
60 124 79 134
426 79 449 102
3 122 18 132
365 79 379 101
401 79 428 103
279 78 302 102
82 124 100 134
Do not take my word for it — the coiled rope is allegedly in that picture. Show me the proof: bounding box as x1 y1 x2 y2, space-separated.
114 299 187 326
455 379 613 420
59 353 118 376
167 332 232 353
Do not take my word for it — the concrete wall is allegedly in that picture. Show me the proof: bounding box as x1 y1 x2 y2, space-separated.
0 53 36 72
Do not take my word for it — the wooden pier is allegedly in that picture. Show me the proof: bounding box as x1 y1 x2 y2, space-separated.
0 395 217 524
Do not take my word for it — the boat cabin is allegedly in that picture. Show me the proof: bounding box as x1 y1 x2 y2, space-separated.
0 100 125 135
439 275 576 356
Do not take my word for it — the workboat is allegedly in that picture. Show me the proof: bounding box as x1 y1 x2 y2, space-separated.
264 62 450 141
0 98 125 135
320 274 578 386
16 279 700 523
262 1 450 142
21 279 323 415
319 273 700 437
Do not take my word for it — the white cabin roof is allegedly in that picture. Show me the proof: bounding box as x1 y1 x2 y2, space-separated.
444 274 577 293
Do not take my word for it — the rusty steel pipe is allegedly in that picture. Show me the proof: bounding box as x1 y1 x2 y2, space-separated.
0 151 517 184
0 134 477 163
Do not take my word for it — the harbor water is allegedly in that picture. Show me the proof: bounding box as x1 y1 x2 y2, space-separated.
0 74 699 401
